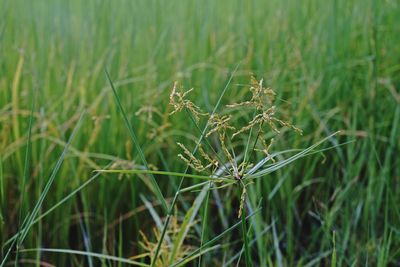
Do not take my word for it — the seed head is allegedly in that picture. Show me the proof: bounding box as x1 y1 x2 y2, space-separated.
177 143 218 172
255 138 276 163
227 76 276 110
169 82 207 121
206 114 235 137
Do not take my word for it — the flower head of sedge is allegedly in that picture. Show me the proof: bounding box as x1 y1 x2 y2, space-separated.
255 138 276 163
227 76 276 111
169 82 207 121
177 143 219 173
206 114 235 138
171 75 303 218
232 105 301 137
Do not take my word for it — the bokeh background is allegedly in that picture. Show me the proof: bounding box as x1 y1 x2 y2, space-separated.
1 0 399 265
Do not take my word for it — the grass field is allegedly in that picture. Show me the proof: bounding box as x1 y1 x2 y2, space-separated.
1 0 399 266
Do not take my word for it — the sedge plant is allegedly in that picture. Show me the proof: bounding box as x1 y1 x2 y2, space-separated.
99 74 339 266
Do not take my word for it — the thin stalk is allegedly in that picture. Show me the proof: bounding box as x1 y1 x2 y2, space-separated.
14 87 36 264
171 208 260 267
105 69 168 213
241 195 252 267
97 169 232 182
17 113 85 245
197 181 211 266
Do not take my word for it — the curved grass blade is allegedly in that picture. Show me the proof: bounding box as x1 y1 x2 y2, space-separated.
248 132 340 179
105 69 168 213
247 138 353 177
175 245 220 267
96 169 232 182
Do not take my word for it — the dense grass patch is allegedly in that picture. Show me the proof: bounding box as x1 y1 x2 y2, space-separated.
1 0 399 266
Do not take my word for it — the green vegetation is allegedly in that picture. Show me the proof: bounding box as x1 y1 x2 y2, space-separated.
1 0 399 266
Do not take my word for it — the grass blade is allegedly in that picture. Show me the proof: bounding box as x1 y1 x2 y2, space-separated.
197 181 211 266
241 202 253 267
19 248 149 267
331 231 337 267
105 69 168 213
3 164 111 249
175 245 220 267
17 112 85 245
248 132 340 179
97 169 232 182
140 194 171 244
171 208 261 267
168 183 210 264
11 52 24 172
272 221 283 267
15 87 36 264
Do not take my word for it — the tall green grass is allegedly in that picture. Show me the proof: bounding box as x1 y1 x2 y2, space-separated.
1 0 399 265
